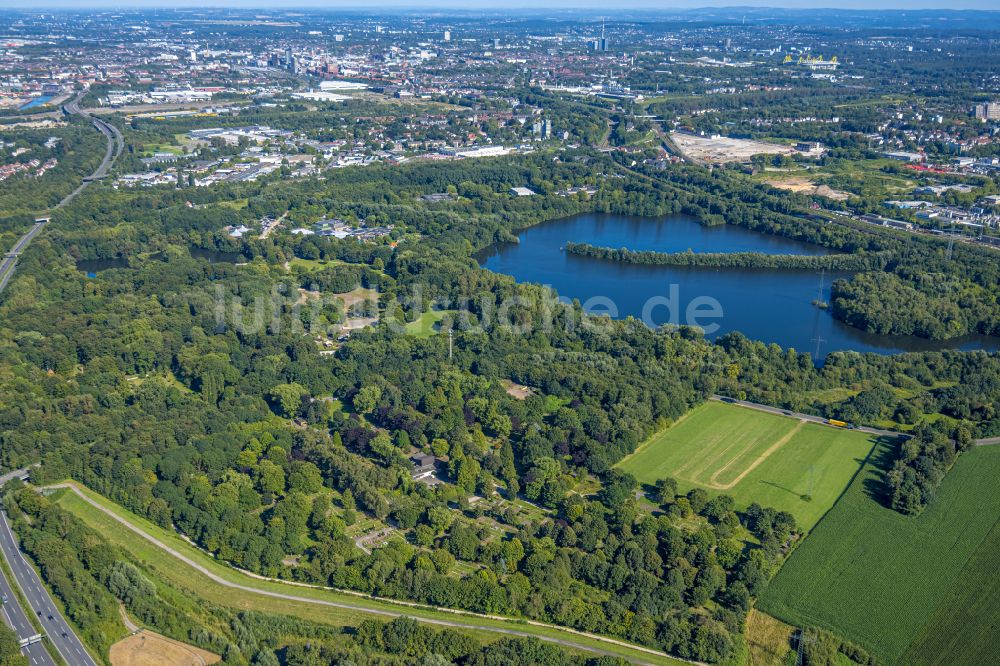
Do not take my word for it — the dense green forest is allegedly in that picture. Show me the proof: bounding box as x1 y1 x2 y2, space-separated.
4 484 635 666
0 120 107 250
564 242 893 271
0 149 998 662
0 623 26 666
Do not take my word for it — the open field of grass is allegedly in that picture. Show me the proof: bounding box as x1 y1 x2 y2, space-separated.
744 610 794 666
287 257 347 272
616 402 877 529
139 143 184 156
404 309 451 338
758 443 1000 665
53 484 687 666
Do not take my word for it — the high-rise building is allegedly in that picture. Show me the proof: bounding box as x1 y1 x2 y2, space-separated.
543 118 552 139
443 30 451 42
493 37 501 49
974 102 1000 121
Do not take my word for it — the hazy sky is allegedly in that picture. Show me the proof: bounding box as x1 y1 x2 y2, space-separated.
4 0 1000 10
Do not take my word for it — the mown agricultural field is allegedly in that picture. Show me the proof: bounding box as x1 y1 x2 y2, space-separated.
759 443 1000 665
616 401 877 529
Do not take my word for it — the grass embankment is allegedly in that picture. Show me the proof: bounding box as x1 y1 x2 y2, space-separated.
759 443 1000 665
616 402 877 530
53 484 687 666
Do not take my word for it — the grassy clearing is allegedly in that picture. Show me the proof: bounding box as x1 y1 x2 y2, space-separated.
140 143 184 156
54 484 686 666
758 443 1000 665
749 158 915 198
287 257 347 272
216 198 248 211
616 402 876 530
404 310 452 338
744 609 794 666
832 95 911 109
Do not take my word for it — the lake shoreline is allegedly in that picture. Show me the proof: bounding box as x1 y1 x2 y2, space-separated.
478 212 1000 357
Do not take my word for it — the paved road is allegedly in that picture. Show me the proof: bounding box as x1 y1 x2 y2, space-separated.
711 395 1000 446
0 87 122 296
0 222 47 293
0 468 34 486
0 505 97 666
0 550 53 666
50 482 689 666
709 395 908 439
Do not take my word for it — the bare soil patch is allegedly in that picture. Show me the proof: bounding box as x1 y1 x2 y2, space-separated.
764 176 851 201
110 630 220 666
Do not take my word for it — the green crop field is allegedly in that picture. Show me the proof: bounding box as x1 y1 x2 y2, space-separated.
759 443 1000 665
901 517 1000 666
615 401 877 529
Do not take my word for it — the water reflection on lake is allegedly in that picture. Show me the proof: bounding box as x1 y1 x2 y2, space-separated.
477 213 1000 357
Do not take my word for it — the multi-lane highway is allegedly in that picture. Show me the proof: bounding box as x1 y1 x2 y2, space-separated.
0 552 52 666
0 87 122 296
0 468 97 666
0 505 98 666
0 221 47 293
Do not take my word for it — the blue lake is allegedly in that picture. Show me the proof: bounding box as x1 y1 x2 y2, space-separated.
19 95 52 110
477 213 1000 357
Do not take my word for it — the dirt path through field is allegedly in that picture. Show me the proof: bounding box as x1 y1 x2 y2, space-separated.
118 604 139 632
